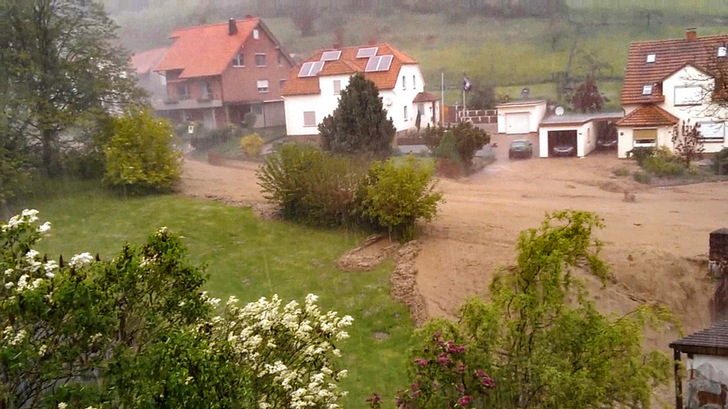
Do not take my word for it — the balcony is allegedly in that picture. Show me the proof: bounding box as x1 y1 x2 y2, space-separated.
160 93 223 111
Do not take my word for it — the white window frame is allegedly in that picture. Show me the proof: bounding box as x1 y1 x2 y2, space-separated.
642 84 653 95
199 81 212 99
696 121 726 142
255 53 267 67
233 52 244 67
257 80 269 93
333 79 341 94
403 106 408 122
253 29 259 40
303 111 316 127
633 128 657 147
719 46 727 58
674 85 702 106
413 75 416 89
646 53 656 63
402 75 406 90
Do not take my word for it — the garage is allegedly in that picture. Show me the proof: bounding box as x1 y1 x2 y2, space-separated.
548 130 577 157
496 100 547 135
505 112 531 134
538 111 624 158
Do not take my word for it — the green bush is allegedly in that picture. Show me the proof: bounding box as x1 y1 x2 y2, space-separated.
633 170 652 184
713 147 728 175
240 133 264 158
103 108 181 194
357 157 442 241
257 143 365 226
421 124 446 152
191 124 239 151
627 147 654 166
642 155 686 177
243 112 257 131
452 121 489 170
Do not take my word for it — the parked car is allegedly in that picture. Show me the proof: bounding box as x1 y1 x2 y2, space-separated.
597 138 618 150
509 139 533 159
552 145 575 156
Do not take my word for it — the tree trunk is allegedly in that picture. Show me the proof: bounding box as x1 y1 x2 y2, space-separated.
41 128 56 176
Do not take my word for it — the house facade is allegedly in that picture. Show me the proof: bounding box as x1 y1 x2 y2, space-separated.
281 44 440 137
616 30 728 158
131 47 169 111
153 17 294 129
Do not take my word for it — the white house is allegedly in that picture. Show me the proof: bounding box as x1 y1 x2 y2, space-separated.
616 29 728 158
538 112 622 158
281 43 440 137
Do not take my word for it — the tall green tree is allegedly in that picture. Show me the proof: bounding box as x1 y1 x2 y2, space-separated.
319 73 396 157
396 210 673 409
1 0 143 176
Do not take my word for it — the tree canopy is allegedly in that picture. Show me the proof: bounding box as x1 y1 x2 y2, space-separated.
319 73 396 157
1 0 143 176
572 75 603 113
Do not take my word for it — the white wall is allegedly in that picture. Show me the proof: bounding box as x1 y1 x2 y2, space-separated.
283 64 428 136
660 65 728 153
616 125 674 158
538 122 594 158
497 101 547 134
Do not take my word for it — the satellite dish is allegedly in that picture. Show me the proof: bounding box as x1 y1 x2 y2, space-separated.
521 87 530 97
555 106 565 116
384 98 393 106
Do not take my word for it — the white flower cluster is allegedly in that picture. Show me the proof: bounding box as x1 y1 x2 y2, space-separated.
69 252 94 268
217 294 353 409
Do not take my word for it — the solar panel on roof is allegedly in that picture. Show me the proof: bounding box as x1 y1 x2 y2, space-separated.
376 55 393 71
356 47 378 58
298 61 325 77
320 50 341 61
365 56 380 72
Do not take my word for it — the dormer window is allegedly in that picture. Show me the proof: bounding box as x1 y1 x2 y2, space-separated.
719 46 727 58
253 29 259 40
646 53 656 63
642 84 653 95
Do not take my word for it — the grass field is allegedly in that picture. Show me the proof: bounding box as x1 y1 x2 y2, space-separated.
15 181 414 407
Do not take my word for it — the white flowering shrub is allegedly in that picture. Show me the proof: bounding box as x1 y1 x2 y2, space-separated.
0 210 353 409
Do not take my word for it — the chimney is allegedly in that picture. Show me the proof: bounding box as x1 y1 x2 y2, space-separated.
686 28 697 41
245 14 253 19
228 18 237 36
332 42 341 49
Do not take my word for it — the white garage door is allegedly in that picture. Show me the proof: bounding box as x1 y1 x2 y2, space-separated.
505 112 531 134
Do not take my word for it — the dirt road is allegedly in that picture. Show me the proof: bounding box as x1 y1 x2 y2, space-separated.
180 152 727 345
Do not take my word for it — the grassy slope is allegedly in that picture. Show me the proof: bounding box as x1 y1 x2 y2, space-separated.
19 182 413 407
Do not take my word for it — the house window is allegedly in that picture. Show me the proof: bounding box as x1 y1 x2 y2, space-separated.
333 79 341 94
642 84 653 95
403 106 408 121
402 75 406 90
233 52 244 67
719 46 727 58
697 121 726 142
253 29 259 40
413 75 416 89
257 80 269 93
674 85 702 105
199 81 212 100
255 53 266 67
633 129 657 147
279 79 287 90
278 52 284 67
303 111 316 127
176 83 189 100
646 53 656 63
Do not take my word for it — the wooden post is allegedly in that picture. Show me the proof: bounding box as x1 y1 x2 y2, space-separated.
674 348 683 409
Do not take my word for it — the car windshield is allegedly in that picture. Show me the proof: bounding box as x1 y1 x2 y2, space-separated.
511 140 527 147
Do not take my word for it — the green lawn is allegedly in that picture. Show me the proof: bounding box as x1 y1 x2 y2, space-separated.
16 181 414 407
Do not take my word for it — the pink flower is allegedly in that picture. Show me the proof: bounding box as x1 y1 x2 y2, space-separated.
414 358 429 366
437 353 451 365
458 395 472 406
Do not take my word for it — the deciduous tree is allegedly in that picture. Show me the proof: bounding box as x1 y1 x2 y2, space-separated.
319 73 396 157
672 120 705 168
572 75 603 113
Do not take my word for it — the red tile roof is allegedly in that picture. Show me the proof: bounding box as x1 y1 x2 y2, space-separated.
615 104 679 127
621 33 728 105
131 47 168 75
282 43 418 96
670 320 728 356
155 18 292 79
413 91 440 102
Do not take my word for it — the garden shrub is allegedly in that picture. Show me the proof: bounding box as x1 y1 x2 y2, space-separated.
257 143 366 226
243 111 257 131
714 147 728 175
357 156 442 241
240 133 264 158
190 124 239 151
642 155 685 177
451 121 490 170
627 147 654 166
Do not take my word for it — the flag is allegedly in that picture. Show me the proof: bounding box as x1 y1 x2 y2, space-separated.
462 73 472 91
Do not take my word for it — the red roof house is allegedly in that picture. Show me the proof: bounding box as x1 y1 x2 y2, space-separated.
131 47 169 110
154 17 294 129
616 29 728 158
